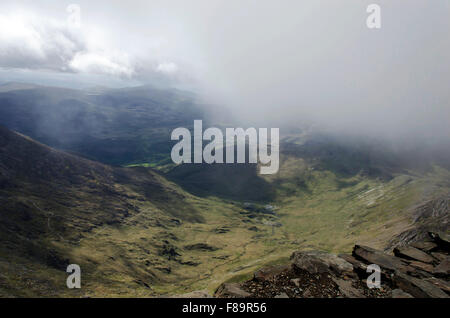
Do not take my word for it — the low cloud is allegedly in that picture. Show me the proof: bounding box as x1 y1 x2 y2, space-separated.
69 51 134 77
0 1 448 146
156 62 178 74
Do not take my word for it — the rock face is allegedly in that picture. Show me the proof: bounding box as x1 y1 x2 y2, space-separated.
386 196 449 251
391 289 413 298
433 258 450 277
353 245 407 272
410 241 437 252
254 265 291 282
291 251 354 277
214 232 449 298
393 271 448 298
215 283 251 298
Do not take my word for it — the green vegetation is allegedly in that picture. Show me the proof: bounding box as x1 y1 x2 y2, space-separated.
1 125 448 297
0 85 449 297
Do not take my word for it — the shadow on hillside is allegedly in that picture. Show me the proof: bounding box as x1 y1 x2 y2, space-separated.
166 163 275 203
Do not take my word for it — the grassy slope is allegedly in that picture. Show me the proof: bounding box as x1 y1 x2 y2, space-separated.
1 107 449 297
2 126 449 297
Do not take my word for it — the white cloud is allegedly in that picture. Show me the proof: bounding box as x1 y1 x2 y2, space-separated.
69 52 134 77
156 62 178 74
0 11 135 77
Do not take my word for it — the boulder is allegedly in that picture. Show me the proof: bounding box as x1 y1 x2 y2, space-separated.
431 252 447 262
291 250 353 276
274 292 289 298
393 271 449 298
291 251 330 274
410 241 437 252
423 277 450 294
254 264 290 282
215 283 251 298
290 278 301 287
338 254 367 273
408 261 435 274
391 289 413 298
332 278 366 298
432 258 450 277
353 245 408 272
393 246 435 264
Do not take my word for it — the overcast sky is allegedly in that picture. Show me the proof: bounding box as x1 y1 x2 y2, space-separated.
0 0 449 143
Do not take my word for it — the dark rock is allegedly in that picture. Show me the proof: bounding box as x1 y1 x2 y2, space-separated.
179 260 200 266
215 283 251 298
332 278 366 298
290 278 301 287
391 289 413 298
160 244 180 260
184 243 218 251
408 261 434 274
291 251 329 274
214 227 230 234
338 254 367 273
431 252 447 262
429 232 450 252
393 271 449 298
386 197 449 251
432 258 450 277
254 264 290 282
155 266 171 274
169 218 181 226
393 246 435 264
413 198 448 223
410 241 438 252
353 245 408 272
423 277 450 294
291 251 353 276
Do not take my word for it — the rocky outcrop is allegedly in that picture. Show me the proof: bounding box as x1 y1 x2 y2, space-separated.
386 196 449 251
353 245 409 272
291 250 354 277
215 283 251 298
393 246 435 264
254 264 291 282
392 271 448 298
433 258 450 277
391 289 413 298
214 232 449 298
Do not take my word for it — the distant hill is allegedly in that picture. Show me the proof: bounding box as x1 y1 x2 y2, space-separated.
0 82 42 92
0 84 207 165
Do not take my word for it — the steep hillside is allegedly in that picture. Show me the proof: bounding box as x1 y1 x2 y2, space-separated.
0 125 211 295
1 125 448 297
0 126 296 297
